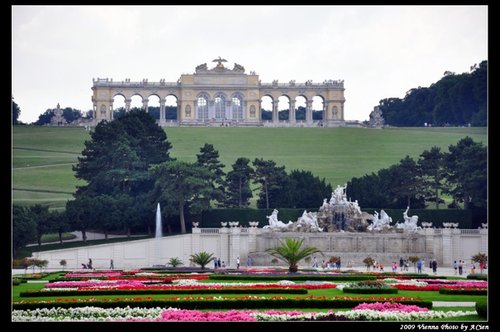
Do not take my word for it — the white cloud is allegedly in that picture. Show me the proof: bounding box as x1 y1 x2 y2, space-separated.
12 5 487 123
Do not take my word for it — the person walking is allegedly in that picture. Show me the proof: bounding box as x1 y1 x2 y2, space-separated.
110 259 114 270
458 260 464 275
432 259 437 275
453 260 458 275
236 256 240 269
417 259 422 274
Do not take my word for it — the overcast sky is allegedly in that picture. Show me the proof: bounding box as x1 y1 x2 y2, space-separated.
12 5 487 124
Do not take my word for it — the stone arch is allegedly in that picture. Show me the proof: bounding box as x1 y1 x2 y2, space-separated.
312 95 325 122
165 94 178 120
213 92 227 121
294 95 307 121
146 94 161 120
112 94 126 119
130 94 144 110
260 95 273 121
230 92 245 121
196 92 210 120
278 95 290 121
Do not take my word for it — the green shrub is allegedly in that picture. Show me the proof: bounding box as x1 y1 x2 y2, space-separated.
439 288 487 295
467 274 488 280
475 301 487 318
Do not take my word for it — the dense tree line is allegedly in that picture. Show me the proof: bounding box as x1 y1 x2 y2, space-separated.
34 107 92 125
378 61 487 127
346 137 487 210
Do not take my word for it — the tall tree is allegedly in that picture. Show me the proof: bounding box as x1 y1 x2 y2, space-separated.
387 156 427 208
252 158 288 209
281 170 332 208
30 205 51 247
150 161 214 234
444 137 487 209
225 157 254 208
12 97 21 124
418 147 446 208
196 143 226 206
74 109 172 196
13 205 37 256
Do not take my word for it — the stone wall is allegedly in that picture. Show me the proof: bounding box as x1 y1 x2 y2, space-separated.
33 227 487 270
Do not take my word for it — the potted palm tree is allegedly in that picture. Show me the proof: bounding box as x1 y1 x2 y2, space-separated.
266 238 321 273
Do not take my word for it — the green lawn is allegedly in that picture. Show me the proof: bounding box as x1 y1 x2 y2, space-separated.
12 125 487 209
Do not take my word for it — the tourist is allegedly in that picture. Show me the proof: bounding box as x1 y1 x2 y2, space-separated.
458 260 464 275
470 262 476 274
246 256 252 267
110 259 114 270
432 259 437 275
236 256 240 269
417 259 423 274
337 258 341 270
221 261 226 268
312 257 318 268
453 260 458 275
88 258 93 270
218 258 221 268
391 261 397 273
399 257 404 271
214 257 218 269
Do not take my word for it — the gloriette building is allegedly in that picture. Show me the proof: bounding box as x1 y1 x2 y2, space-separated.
91 57 346 127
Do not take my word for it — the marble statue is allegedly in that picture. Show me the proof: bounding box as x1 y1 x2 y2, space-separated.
296 210 322 232
367 210 392 231
320 198 329 211
396 206 421 231
333 183 347 203
264 209 293 229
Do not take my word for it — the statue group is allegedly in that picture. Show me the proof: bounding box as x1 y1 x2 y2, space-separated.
263 184 422 233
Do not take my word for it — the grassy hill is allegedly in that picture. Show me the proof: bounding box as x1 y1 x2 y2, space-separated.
12 125 487 209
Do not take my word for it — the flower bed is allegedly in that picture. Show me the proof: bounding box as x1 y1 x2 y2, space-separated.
12 305 476 322
13 295 431 311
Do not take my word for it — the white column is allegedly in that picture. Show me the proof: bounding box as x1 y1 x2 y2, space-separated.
272 99 279 124
142 99 149 111
306 100 313 124
441 228 453 266
289 100 296 124
125 99 131 112
230 227 241 268
159 100 166 123
219 227 230 267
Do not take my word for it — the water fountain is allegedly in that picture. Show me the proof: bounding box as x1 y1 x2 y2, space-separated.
153 203 164 267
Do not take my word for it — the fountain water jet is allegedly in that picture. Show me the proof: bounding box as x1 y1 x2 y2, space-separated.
154 203 163 267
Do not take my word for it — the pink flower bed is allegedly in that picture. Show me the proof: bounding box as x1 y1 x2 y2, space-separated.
394 281 487 291
353 302 429 312
159 309 256 322
44 279 336 291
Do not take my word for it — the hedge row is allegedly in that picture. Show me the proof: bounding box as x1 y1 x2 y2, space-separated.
342 288 399 294
438 289 487 295
13 298 433 311
466 274 488 280
209 274 377 281
20 288 308 297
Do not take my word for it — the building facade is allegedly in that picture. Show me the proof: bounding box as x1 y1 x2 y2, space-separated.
91 58 346 127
